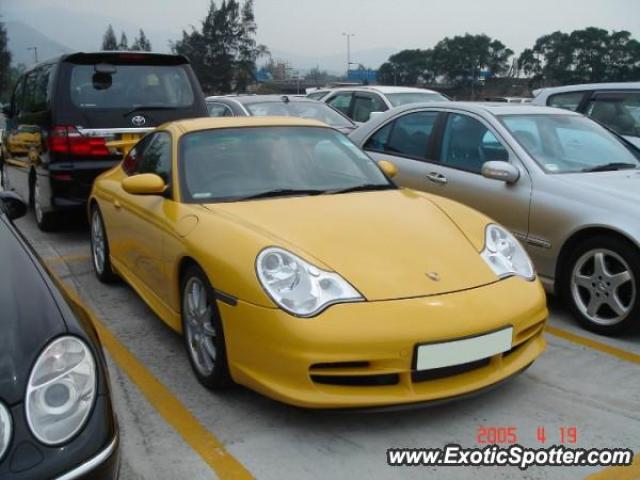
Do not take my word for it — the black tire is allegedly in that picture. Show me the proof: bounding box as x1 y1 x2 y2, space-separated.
90 205 118 283
181 264 232 389
32 174 58 232
561 235 640 335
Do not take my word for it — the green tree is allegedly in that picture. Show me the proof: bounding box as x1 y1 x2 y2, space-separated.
0 18 11 102
518 28 640 84
101 25 118 50
432 34 513 93
131 29 152 51
118 32 129 51
172 0 267 93
378 49 433 86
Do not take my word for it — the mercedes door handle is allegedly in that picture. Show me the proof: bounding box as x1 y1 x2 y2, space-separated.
426 172 448 185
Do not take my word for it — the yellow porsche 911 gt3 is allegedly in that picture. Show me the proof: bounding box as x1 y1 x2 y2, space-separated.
89 117 547 409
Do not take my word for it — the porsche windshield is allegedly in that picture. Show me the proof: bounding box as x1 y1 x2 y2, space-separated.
179 126 393 202
500 114 640 173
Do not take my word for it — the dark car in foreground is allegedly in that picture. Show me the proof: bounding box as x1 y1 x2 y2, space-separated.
1 51 208 231
205 94 357 134
0 192 119 479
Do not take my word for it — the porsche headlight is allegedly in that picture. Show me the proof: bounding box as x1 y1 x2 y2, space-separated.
256 247 363 316
26 336 97 445
0 402 11 461
481 224 535 281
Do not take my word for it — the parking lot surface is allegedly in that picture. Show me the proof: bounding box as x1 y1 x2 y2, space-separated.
14 212 640 480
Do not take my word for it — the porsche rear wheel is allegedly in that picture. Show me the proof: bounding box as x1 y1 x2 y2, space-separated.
181 265 232 389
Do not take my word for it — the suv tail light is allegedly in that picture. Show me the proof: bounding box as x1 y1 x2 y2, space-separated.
48 126 110 156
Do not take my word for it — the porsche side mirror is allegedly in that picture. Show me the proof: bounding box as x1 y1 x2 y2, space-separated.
481 161 520 184
122 174 167 195
378 160 398 178
0 191 28 220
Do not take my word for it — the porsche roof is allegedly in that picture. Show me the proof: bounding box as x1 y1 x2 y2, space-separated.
166 116 328 133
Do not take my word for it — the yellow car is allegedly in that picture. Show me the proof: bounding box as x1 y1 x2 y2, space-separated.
89 117 547 409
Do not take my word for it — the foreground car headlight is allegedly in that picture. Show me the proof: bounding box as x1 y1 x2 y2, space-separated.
26 336 97 445
257 247 363 316
0 402 11 461
481 224 535 281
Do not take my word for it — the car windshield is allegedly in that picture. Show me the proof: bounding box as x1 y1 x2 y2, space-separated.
179 126 392 202
386 92 448 107
499 114 640 173
70 64 194 109
245 101 353 128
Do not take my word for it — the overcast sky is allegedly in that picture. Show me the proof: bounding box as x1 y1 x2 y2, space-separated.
3 0 639 58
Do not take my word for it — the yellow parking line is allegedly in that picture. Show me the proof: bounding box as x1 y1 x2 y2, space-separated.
545 325 640 365
585 453 640 479
43 254 91 265
42 261 254 480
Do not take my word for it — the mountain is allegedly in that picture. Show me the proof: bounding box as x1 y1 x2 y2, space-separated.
2 6 175 57
5 21 73 67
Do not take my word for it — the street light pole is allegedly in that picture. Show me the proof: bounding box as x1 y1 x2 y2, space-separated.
28 47 39 64
342 32 355 78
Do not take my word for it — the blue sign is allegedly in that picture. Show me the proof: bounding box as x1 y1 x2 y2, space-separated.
347 69 377 83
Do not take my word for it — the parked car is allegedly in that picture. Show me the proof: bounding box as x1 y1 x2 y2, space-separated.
305 89 333 101
484 97 532 104
531 82 640 147
1 51 208 231
0 191 119 479
351 102 640 334
322 86 449 123
205 95 357 134
89 116 546 409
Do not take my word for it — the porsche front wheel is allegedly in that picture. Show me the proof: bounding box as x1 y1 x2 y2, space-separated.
181 265 232 389
90 206 118 283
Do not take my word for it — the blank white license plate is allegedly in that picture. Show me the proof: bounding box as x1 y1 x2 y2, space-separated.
415 327 513 371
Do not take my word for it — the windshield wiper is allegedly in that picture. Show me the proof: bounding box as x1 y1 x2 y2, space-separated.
582 162 638 172
238 188 328 200
124 105 175 117
328 184 395 194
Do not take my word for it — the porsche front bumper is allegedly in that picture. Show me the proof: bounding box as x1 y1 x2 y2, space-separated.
219 276 548 409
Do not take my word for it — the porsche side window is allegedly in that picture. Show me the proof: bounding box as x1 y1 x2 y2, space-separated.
122 134 154 176
440 114 507 173
137 132 172 182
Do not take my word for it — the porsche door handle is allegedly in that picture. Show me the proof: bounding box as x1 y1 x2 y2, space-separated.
426 172 448 185
113 200 122 210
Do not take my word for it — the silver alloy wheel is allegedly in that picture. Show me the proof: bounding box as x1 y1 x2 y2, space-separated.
34 178 44 224
183 277 217 376
91 211 106 275
571 248 636 326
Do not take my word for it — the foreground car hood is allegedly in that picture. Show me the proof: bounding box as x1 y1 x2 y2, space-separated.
204 190 497 300
0 219 66 405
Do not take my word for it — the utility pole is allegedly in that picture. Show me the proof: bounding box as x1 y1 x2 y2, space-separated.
28 46 39 64
342 32 355 79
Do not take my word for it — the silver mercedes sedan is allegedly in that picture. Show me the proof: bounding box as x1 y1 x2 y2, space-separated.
350 102 640 335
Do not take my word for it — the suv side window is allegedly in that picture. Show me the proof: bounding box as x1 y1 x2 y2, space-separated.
351 94 387 123
548 92 586 112
440 113 508 173
136 132 172 183
585 92 640 137
327 93 353 116
11 77 26 117
364 111 438 159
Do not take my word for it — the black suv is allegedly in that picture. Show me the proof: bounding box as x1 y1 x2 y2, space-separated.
1 52 208 230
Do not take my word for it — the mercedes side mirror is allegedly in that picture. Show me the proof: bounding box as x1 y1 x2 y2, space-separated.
481 161 520 184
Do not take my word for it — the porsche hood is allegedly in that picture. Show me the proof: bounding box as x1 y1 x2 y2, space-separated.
203 190 498 301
